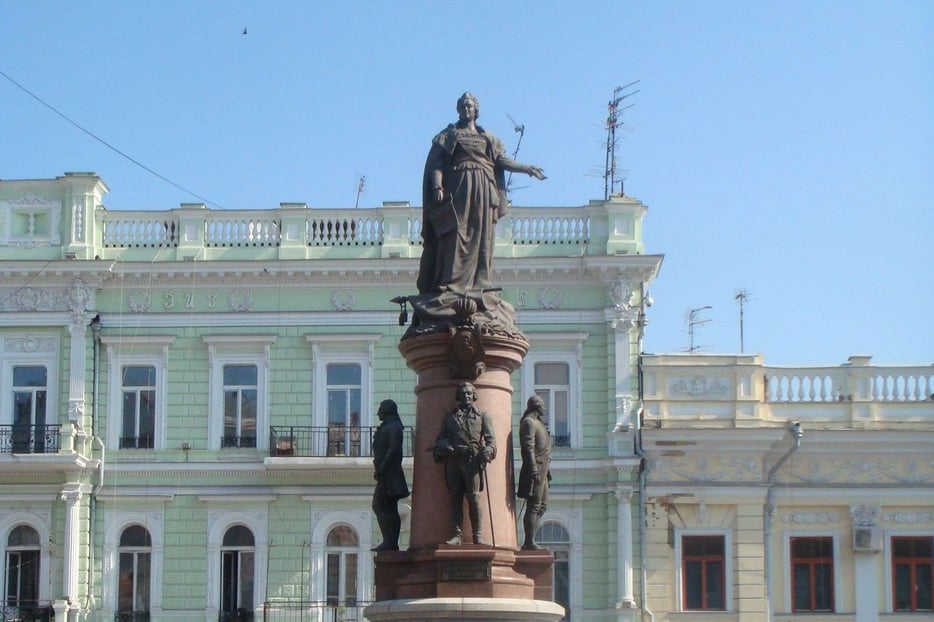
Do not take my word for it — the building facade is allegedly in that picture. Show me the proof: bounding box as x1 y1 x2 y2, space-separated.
640 354 934 622
0 173 660 621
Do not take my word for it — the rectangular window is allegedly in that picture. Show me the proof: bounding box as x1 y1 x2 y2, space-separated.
12 366 47 453
534 362 570 447
5 550 40 604
791 537 834 612
326 363 361 456
682 535 725 610
222 364 258 448
118 551 151 612
893 536 933 612
326 551 358 607
120 366 156 449
221 550 254 613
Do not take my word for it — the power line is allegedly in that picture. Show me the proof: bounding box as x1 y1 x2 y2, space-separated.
0 68 225 209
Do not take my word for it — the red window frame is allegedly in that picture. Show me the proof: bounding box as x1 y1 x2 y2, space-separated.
892 536 933 612
790 536 834 612
682 535 726 611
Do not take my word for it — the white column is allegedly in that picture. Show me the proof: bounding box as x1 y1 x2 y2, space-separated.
854 552 880 622
60 486 83 603
616 488 636 610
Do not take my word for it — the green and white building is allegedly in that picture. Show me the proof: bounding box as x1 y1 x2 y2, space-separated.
0 173 661 621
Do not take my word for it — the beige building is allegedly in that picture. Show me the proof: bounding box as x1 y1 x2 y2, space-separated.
638 354 934 622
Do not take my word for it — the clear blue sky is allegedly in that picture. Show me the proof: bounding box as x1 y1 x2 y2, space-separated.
2 1 931 365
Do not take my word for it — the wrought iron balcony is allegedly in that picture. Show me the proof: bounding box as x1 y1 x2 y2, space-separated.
261 600 372 622
114 611 150 622
0 601 54 622
268 426 414 458
119 435 154 449
221 435 257 449
0 425 61 455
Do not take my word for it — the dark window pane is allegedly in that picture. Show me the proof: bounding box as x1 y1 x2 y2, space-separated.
223 526 254 547
793 564 811 611
327 526 358 547
814 563 834 611
224 364 257 385
327 363 360 385
13 366 46 387
120 525 151 547
8 525 40 547
535 363 568 385
894 563 912 610
706 560 724 609
685 560 703 609
123 366 155 387
917 564 932 610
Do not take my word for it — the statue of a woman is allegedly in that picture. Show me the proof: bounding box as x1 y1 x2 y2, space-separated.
417 93 545 295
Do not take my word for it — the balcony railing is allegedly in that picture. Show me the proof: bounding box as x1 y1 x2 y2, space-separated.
0 425 61 455
119 435 154 449
218 610 253 622
0 601 54 622
83 197 646 259
642 354 934 425
268 426 414 458
114 611 150 622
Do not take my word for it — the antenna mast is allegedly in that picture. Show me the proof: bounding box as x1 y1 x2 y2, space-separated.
605 81 640 199
686 305 713 353
354 175 366 209
734 289 751 353
505 113 526 196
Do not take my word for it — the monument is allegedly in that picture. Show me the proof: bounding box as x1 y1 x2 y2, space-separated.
366 93 564 621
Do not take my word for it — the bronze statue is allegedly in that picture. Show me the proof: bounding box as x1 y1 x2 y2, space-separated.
418 92 546 295
371 399 410 551
433 382 496 545
517 395 552 550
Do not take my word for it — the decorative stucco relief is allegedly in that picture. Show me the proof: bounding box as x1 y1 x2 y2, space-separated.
789 457 934 485
782 512 841 524
538 287 563 310
669 377 731 397
850 504 881 526
4 335 57 353
228 289 253 312
331 289 356 311
882 511 934 524
651 455 761 482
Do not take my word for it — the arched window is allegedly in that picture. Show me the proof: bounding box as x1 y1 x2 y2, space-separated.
6 525 40 609
325 526 358 609
536 521 571 620
221 526 255 620
118 525 151 616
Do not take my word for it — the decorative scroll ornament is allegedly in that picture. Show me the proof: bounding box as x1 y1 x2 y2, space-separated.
670 377 731 397
782 512 840 524
11 287 56 311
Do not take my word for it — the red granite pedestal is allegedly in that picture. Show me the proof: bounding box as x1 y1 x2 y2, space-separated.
370 329 560 618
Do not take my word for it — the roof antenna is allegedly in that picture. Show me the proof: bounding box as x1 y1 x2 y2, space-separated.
354 175 366 209
505 113 527 196
686 305 713 353
734 289 751 353
605 81 640 199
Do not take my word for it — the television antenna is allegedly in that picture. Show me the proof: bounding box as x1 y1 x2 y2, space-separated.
686 305 713 353
605 81 640 199
734 289 752 353
505 113 528 195
354 175 366 209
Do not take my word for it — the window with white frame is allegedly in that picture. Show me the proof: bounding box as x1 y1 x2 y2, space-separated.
325 526 359 608
306 335 378 457
11 367 48 454
536 521 571 620
1 335 59 456
521 333 586 450
220 525 255 618
120 366 156 449
676 531 731 612
117 525 152 616
5 525 40 609
222 364 258 449
101 336 172 451
204 336 275 451
103 507 165 618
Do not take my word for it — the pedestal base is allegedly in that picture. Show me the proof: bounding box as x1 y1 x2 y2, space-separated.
375 546 554 601
364 597 566 622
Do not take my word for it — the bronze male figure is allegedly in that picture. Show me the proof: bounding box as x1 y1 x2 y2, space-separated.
517 395 552 550
433 382 496 545
371 399 410 551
